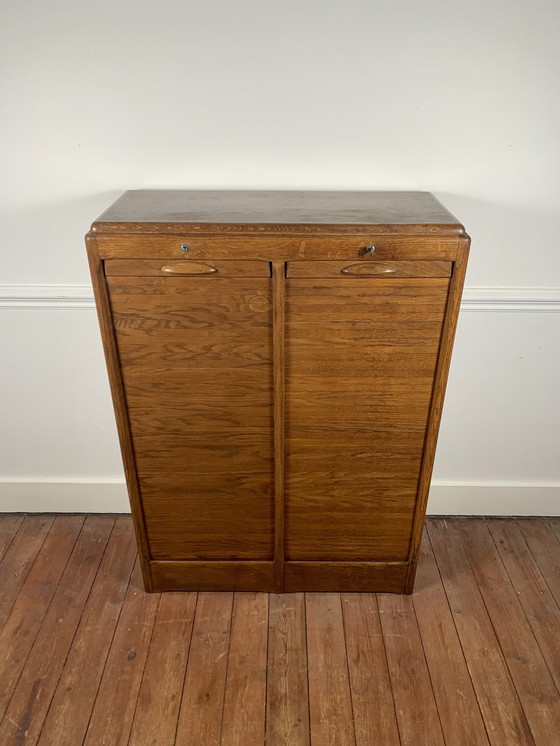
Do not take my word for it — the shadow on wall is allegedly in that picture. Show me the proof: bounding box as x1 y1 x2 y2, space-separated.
434 192 559 287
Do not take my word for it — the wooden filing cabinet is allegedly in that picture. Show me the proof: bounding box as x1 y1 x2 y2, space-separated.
87 190 469 593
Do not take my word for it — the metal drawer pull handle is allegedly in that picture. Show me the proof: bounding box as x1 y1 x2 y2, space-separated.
160 262 218 275
341 263 397 276
364 244 376 254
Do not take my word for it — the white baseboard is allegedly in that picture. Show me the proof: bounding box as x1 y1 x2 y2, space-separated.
0 480 130 513
0 479 558 516
427 483 560 515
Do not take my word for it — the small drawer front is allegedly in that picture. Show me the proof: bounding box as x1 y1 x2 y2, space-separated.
105 259 271 277
286 260 452 279
95 234 459 261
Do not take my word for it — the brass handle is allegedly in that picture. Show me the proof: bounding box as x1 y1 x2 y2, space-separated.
341 263 397 276
160 262 218 275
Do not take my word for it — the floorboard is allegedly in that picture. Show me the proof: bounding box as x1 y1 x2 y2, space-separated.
459 519 560 744
306 593 355 746
0 516 84 723
342 593 400 746
518 519 560 607
413 530 489 746
0 515 114 746
428 518 535 746
377 591 445 746
175 592 233 746
0 515 24 562
0 515 559 745
0 515 54 628
265 593 310 746
221 593 268 746
128 591 197 746
36 516 137 746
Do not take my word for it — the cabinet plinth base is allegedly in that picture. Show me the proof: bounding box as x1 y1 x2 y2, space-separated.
150 560 275 592
148 559 411 593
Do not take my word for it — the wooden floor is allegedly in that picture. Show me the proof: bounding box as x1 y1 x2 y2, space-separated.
0 516 559 745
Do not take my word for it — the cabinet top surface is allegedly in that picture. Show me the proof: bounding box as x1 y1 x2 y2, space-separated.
91 190 465 235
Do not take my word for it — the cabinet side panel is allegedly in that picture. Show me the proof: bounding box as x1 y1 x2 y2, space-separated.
285 277 450 562
106 275 274 561
405 238 471 590
85 234 153 590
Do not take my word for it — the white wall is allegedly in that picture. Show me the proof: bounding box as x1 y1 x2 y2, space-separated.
1 0 559 513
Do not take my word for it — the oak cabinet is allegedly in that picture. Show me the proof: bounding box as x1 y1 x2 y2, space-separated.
87 190 469 593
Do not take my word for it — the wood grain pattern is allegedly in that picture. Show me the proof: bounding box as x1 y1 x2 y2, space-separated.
105 259 271 277
405 236 470 591
128 591 197 746
175 593 233 745
150 561 274 592
265 593 310 746
285 562 408 593
341 593 400 746
377 592 445 746
0 515 23 562
306 593 356 746
428 518 535 746
95 233 460 260
488 519 560 695
87 234 154 590
518 518 560 606
286 277 449 564
272 262 286 591
413 531 489 746
0 516 84 723
37 517 137 746
459 520 560 742
83 560 160 746
286 259 452 278
3 516 560 745
0 515 54 627
89 191 469 593
92 190 464 233
221 593 268 746
0 516 114 746
108 274 274 567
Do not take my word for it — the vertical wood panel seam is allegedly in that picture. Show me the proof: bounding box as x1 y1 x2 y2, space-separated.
272 262 286 591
